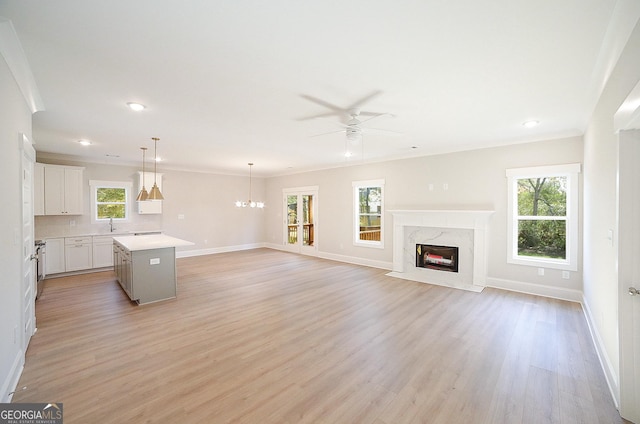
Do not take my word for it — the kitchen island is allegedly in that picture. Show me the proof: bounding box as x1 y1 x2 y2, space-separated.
113 234 194 304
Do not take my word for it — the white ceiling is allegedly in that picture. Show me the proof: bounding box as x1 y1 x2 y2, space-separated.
0 0 624 176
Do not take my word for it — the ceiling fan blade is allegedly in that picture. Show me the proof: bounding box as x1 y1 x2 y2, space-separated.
295 111 345 121
348 90 383 110
358 112 395 125
299 94 346 113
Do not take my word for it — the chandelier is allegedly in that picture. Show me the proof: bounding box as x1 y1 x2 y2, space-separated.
235 162 264 208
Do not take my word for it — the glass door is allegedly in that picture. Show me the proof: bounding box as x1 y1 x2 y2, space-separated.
284 187 318 255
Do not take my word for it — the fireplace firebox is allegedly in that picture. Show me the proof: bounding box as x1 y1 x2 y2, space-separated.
416 244 459 273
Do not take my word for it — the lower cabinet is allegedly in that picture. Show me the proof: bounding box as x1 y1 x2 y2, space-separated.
45 238 65 274
113 243 133 298
45 234 118 275
65 237 93 271
113 241 177 304
93 235 115 268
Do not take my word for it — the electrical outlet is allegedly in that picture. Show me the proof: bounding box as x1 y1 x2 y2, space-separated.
428 183 434 191
178 214 185 220
562 271 570 279
443 183 449 190
69 220 76 227
537 268 545 276
150 258 160 265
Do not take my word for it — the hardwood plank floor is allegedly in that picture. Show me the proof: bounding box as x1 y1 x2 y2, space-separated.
13 248 627 423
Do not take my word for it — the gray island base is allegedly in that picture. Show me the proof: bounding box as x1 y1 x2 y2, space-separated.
113 234 194 305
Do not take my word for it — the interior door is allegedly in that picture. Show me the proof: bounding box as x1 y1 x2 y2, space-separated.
618 129 640 423
283 187 318 255
20 133 36 351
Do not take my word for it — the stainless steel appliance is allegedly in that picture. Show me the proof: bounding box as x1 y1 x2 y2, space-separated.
35 240 46 299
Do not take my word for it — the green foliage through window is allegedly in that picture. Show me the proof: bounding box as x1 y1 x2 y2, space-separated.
516 177 567 259
358 186 382 242
96 187 127 219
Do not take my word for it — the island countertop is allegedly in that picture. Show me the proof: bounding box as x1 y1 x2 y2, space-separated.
112 234 194 251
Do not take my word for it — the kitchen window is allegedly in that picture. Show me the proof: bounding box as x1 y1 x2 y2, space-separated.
506 164 580 271
353 179 385 248
89 180 132 222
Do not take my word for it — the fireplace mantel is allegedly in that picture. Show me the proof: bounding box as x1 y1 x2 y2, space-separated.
388 209 494 291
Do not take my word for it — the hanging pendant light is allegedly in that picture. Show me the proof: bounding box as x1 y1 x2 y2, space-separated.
235 162 264 208
136 147 149 201
148 137 164 200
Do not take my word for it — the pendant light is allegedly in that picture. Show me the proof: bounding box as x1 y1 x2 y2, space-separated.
235 162 264 208
148 137 164 200
135 147 149 201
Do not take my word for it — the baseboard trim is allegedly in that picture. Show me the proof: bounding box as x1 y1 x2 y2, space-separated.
1 350 24 403
581 296 620 409
485 277 583 303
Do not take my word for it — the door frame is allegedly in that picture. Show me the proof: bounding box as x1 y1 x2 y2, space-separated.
283 186 319 256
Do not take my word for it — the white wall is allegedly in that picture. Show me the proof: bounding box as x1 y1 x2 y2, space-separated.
264 136 583 299
583 18 640 405
0 50 33 401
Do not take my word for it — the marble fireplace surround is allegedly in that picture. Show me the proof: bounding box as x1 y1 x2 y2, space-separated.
387 210 494 292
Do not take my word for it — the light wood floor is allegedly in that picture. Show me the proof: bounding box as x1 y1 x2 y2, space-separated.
14 248 627 423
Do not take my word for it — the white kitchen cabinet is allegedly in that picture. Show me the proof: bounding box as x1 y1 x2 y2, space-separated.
45 238 65 274
137 171 163 214
65 236 93 271
42 164 84 215
92 235 115 268
34 163 45 216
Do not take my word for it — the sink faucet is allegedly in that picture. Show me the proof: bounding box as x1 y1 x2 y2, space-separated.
109 217 115 233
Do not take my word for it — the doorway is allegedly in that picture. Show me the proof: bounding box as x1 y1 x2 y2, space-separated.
283 187 318 255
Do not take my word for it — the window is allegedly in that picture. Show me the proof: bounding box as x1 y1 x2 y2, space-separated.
506 164 580 271
353 179 385 248
89 180 133 222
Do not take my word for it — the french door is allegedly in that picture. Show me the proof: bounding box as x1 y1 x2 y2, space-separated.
283 187 318 255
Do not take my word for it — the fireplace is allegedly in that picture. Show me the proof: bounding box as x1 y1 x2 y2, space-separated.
387 210 494 292
416 244 459 273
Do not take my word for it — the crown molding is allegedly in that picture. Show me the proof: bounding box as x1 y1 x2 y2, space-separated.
0 18 44 113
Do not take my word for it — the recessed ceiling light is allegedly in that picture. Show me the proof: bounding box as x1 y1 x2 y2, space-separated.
523 120 539 128
127 102 146 111
78 139 91 146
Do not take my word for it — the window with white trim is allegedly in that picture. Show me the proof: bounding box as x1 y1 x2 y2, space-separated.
89 180 132 222
353 179 385 248
506 164 580 271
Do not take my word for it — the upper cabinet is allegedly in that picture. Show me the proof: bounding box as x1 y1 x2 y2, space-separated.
35 163 85 215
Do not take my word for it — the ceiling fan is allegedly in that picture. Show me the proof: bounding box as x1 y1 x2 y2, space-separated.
298 90 399 140
310 109 398 141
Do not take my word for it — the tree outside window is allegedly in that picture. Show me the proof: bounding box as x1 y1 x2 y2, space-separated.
516 177 567 259
506 164 580 271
